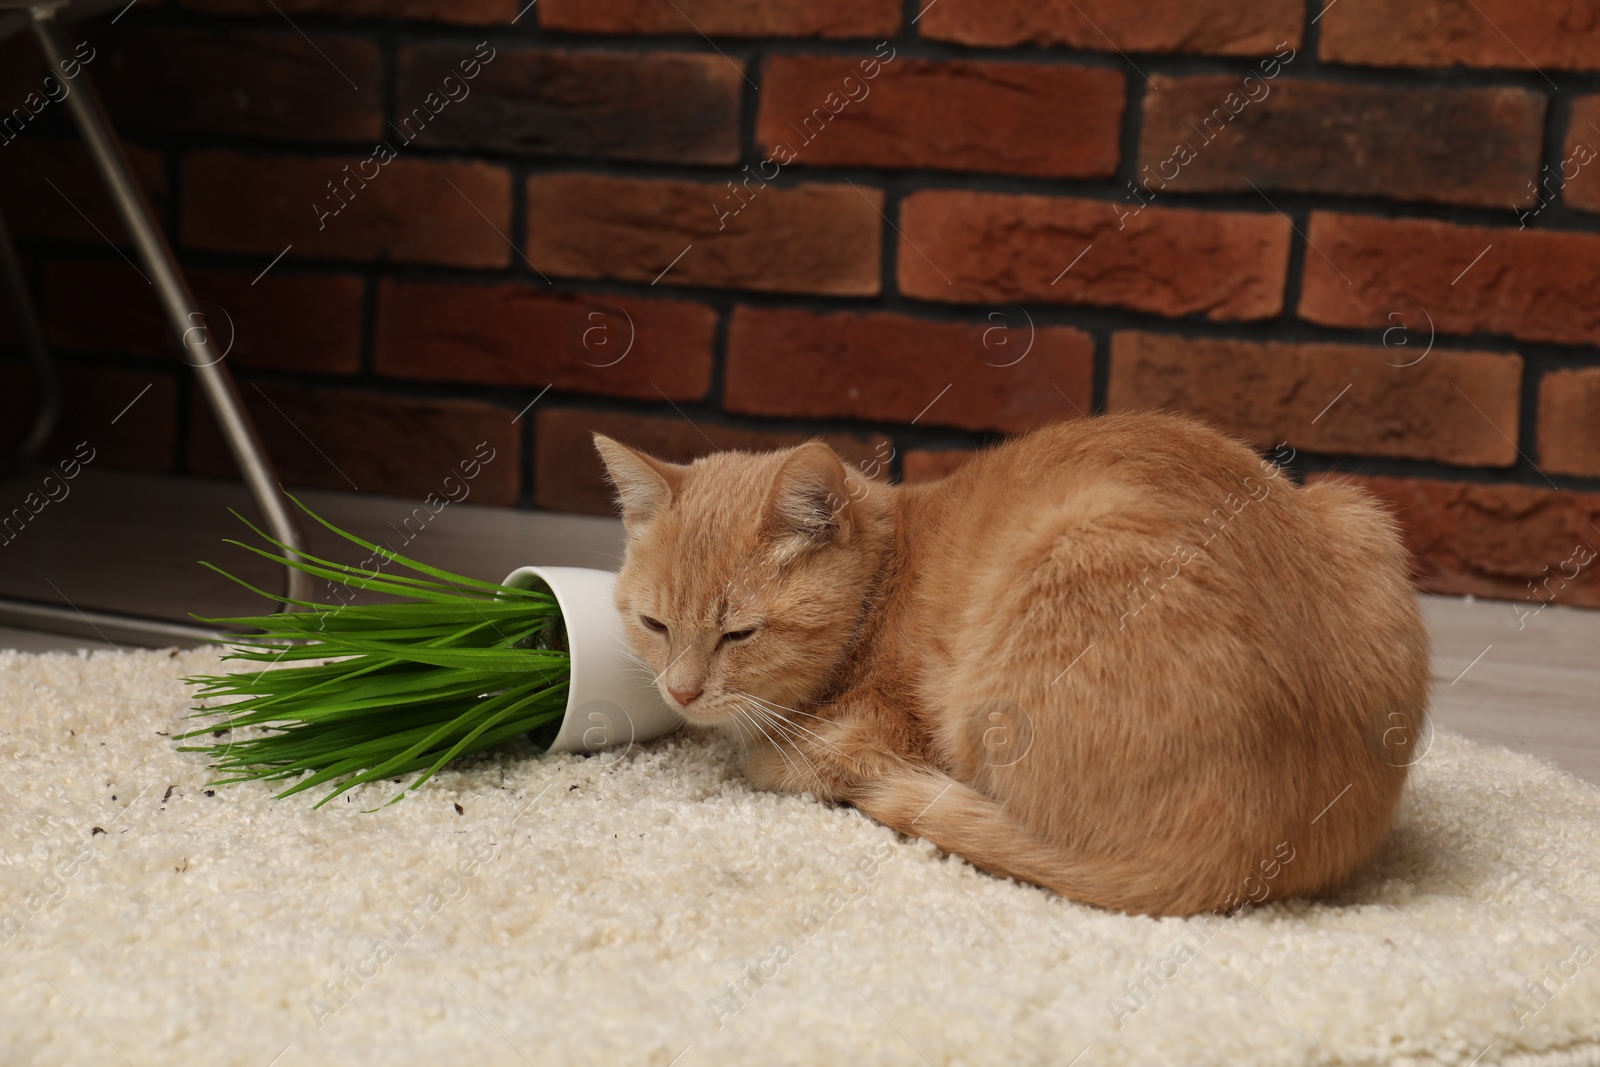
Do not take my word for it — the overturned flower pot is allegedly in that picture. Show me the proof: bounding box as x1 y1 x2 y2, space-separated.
500 565 681 756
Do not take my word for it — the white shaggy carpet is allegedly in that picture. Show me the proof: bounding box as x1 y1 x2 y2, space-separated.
3 647 1600 1067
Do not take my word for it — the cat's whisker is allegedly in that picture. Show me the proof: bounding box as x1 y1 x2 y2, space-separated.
781 724 858 768
743 701 827 789
736 691 810 717
720 707 755 753
735 690 862 767
727 716 750 763
754 704 845 757
732 689 799 733
617 645 683 688
724 703 755 739
617 652 659 677
762 701 837 726
735 704 803 786
743 701 818 784
745 711 809 788
614 664 656 680
725 706 759 743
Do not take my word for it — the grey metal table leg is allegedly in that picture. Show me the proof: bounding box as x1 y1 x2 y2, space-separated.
27 3 313 608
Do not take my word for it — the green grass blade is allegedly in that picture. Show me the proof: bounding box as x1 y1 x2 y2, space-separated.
186 494 577 808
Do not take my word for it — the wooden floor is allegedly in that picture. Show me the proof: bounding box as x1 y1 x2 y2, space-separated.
1419 595 1600 784
2 470 1596 785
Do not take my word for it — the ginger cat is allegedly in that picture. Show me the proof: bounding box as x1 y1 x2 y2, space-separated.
594 413 1428 917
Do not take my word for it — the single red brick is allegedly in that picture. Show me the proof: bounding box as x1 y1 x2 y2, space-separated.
189 382 520 504
757 56 1123 179
96 27 383 141
902 449 976 483
1299 212 1600 348
525 173 883 296
1559 96 1600 215
539 0 900 37
724 307 1093 433
397 45 742 165
0 361 178 473
920 0 1302 55
898 191 1290 321
1108 332 1521 467
199 271 365 375
374 280 714 400
0 137 167 245
180 150 512 268
535 407 891 516
1137 76 1543 209
180 0 517 23
1308 473 1600 609
41 258 363 375
1538 368 1600 477
1320 0 1600 72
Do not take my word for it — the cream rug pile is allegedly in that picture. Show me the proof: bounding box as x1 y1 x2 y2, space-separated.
2 646 1599 1067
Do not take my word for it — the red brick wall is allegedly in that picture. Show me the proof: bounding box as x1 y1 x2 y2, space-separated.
1 0 1598 608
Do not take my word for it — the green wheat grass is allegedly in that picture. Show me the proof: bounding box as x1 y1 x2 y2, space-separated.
179 497 571 809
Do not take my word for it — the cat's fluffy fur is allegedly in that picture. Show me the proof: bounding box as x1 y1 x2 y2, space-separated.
594 414 1428 917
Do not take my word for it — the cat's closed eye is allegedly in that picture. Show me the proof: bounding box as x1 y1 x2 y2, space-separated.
638 613 757 646
719 627 758 647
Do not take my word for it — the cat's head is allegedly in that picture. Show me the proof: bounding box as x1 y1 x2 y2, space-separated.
594 434 887 728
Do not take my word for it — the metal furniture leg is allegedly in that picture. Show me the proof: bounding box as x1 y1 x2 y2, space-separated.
27 3 313 608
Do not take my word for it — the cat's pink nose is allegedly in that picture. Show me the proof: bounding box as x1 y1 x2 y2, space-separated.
668 685 702 707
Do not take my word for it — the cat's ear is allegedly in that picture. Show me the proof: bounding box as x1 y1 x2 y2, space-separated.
593 434 682 529
764 440 852 556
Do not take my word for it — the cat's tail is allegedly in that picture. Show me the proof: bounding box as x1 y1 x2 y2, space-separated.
851 766 1199 917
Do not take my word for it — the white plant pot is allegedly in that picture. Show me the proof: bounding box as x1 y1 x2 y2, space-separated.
500 565 681 756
